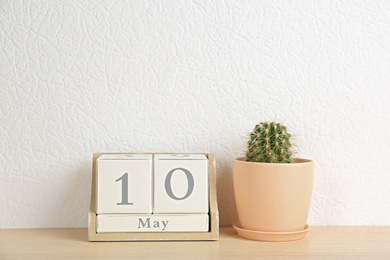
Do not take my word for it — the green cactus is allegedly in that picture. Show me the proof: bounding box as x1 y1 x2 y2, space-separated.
246 121 293 163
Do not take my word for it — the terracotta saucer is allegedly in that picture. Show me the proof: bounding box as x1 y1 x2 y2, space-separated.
233 222 311 242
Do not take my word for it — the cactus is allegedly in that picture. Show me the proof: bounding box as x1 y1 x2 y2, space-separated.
246 121 293 163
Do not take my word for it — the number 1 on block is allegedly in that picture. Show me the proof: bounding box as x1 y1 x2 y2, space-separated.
96 154 152 214
116 173 133 205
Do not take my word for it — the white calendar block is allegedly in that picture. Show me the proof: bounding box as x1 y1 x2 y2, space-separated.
96 154 152 214
153 154 209 214
97 214 209 233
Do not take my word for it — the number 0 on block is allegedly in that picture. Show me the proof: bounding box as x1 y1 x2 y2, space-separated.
153 154 209 214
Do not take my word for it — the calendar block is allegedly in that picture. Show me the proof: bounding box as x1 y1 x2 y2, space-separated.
97 214 209 233
89 153 219 241
153 154 209 214
96 154 152 214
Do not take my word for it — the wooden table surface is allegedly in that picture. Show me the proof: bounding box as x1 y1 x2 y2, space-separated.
1 227 389 259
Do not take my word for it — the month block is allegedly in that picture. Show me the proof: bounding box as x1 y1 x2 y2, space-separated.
96 154 152 214
153 154 209 214
97 214 209 233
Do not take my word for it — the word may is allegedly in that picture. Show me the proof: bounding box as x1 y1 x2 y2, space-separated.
138 218 169 231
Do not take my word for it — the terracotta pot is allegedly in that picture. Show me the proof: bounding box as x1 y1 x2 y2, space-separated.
233 157 314 232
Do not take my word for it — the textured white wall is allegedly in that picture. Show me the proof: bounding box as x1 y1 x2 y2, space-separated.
1 0 390 228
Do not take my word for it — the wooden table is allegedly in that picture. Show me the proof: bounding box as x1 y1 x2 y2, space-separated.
1 227 389 259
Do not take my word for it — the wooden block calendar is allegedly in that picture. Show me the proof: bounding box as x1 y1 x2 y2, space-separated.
88 153 219 241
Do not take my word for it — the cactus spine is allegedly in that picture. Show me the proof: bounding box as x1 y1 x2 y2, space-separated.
246 121 293 163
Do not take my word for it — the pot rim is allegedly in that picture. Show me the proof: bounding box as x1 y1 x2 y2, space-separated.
234 157 313 165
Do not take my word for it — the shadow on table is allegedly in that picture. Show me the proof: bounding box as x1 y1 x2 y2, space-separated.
220 226 241 239
36 228 88 242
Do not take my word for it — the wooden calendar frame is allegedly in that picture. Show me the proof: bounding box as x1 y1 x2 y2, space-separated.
88 152 219 241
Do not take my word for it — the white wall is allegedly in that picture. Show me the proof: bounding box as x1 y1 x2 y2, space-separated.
1 0 390 228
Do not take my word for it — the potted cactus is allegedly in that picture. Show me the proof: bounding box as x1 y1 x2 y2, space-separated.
233 121 314 241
